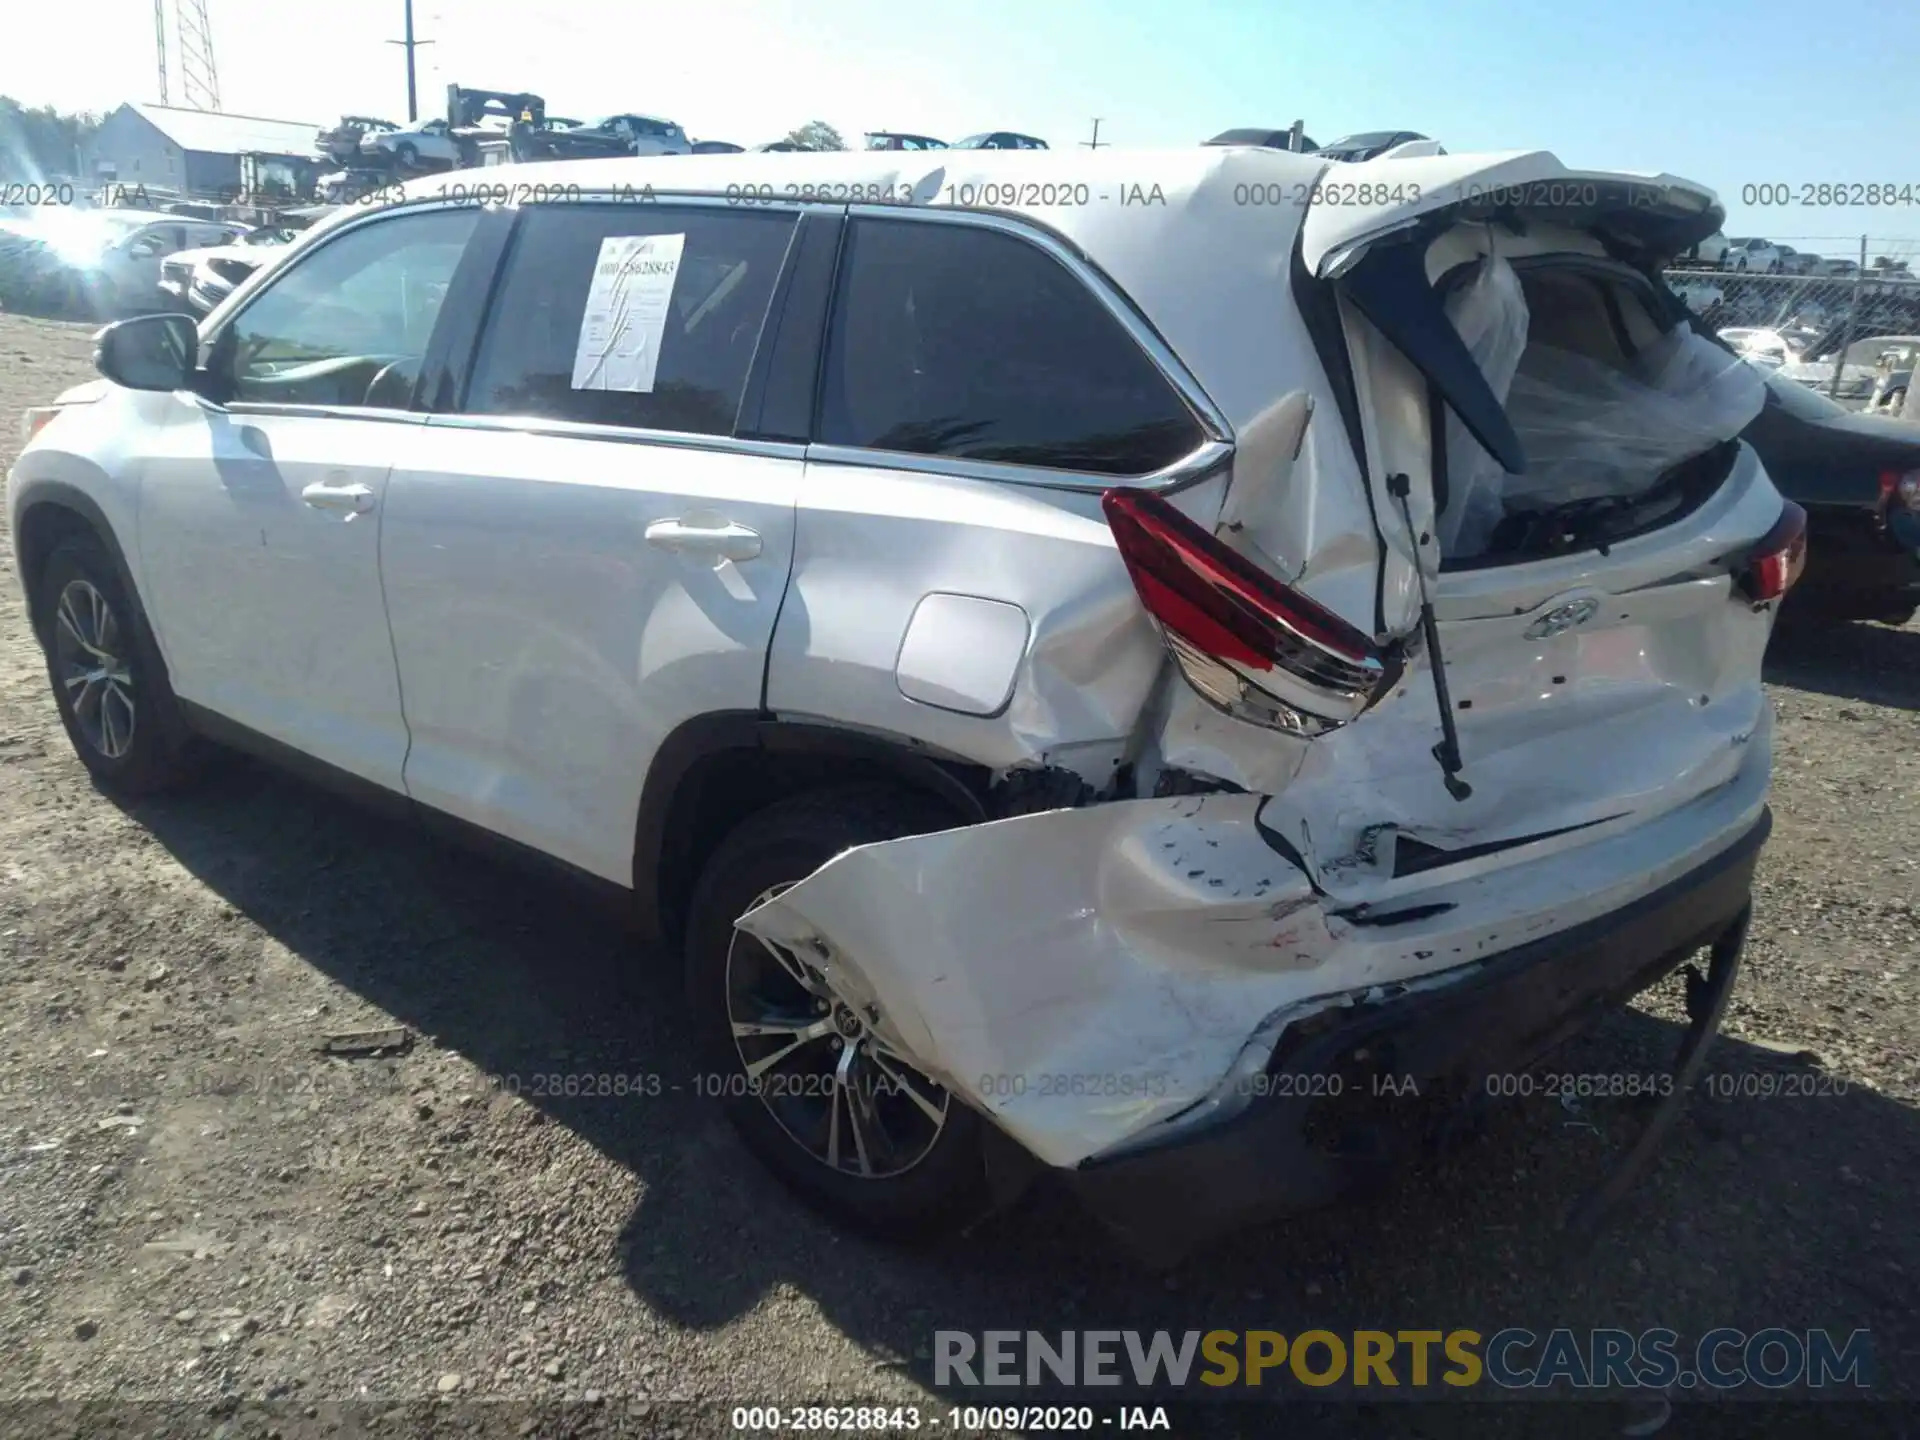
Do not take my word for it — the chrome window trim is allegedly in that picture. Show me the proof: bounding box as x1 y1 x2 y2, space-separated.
423 412 808 461
841 202 1235 447
218 403 426 425
803 437 1233 495
484 187 843 219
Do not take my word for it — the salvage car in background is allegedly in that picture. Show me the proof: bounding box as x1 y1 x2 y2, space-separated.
1719 325 1820 369
864 131 946 150
1775 332 1920 407
0 210 247 318
530 114 692 159
1315 129 1438 160
1205 127 1319 152
317 116 398 167
361 117 463 169
950 132 1049 150
11 147 1792 1263
1739 368 1920 624
1726 237 1783 272
1677 231 1730 268
158 225 301 314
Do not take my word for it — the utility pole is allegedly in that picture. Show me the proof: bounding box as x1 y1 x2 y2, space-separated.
386 0 435 123
1081 118 1107 150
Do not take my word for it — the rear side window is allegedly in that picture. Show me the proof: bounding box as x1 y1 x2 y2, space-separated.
817 218 1203 475
463 204 796 436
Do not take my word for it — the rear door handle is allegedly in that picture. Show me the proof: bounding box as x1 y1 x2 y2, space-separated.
645 516 763 562
301 481 376 518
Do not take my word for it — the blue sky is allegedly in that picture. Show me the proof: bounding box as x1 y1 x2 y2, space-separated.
7 0 1919 250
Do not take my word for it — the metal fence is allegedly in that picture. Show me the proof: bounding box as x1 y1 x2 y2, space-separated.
1661 237 1920 412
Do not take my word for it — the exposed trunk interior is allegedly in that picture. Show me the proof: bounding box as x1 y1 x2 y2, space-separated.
1434 254 1763 569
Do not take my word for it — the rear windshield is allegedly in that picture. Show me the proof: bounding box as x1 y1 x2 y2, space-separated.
1434 256 1762 564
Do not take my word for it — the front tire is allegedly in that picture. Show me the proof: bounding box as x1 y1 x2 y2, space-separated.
37 534 202 795
685 786 988 1239
395 142 419 167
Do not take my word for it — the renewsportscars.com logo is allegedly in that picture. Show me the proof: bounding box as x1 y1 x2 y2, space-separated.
933 1328 1875 1393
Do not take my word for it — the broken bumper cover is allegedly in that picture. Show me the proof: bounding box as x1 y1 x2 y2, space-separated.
1063 807 1770 1263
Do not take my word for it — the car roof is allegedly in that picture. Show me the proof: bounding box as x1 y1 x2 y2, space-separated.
96 210 212 227
355 147 1712 436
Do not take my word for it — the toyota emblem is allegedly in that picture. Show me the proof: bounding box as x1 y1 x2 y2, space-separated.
1524 597 1601 639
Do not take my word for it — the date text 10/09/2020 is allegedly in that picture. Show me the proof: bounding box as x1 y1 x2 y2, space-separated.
729 1406 1172 1431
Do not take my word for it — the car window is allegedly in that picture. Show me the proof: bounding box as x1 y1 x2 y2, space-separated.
217 206 479 409
128 225 186 258
462 204 797 436
817 217 1204 475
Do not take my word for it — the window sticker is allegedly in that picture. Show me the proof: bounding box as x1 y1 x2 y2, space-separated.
571 232 685 393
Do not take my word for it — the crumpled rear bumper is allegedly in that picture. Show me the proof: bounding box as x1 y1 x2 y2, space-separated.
1063 808 1769 1266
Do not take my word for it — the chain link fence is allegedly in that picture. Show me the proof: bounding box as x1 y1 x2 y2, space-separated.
1662 237 1920 413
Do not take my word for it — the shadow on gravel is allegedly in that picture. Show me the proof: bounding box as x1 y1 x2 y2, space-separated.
0 293 106 325
124 754 1920 1410
1766 618 1920 710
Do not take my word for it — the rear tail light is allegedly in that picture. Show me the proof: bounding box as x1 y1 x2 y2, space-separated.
20 406 62 445
1102 487 1399 736
1880 468 1920 515
1736 500 1809 604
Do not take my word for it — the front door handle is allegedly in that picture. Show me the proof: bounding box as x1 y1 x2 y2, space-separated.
301 481 376 518
645 516 763 562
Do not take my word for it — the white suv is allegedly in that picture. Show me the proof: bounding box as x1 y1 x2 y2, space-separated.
10 148 1798 1263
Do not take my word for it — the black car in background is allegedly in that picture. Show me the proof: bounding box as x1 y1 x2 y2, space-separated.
1743 369 1920 625
950 132 1048 150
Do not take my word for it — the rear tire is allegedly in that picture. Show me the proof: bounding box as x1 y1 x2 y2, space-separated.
684 785 988 1239
395 142 419 167
37 533 203 795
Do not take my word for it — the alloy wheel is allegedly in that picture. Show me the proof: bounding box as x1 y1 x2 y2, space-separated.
725 884 951 1179
52 578 136 759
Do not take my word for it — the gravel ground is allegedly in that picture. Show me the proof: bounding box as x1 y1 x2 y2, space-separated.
0 310 1915 1435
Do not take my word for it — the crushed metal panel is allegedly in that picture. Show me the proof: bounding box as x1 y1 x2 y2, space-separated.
735 794 1336 1167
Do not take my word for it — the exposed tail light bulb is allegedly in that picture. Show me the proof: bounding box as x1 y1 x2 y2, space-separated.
1102 487 1401 736
1736 500 1809 604
1881 468 1920 514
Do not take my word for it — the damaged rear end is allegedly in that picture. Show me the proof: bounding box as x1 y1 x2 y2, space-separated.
737 151 1790 1259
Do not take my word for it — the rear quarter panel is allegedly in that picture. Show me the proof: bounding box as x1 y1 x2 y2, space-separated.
765 463 1192 784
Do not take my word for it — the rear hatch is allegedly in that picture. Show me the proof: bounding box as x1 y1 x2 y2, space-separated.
1131 152 1797 895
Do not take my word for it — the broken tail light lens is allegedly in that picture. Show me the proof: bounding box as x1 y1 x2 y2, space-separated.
1736 500 1809 604
20 406 62 446
1880 468 1920 515
1102 487 1399 736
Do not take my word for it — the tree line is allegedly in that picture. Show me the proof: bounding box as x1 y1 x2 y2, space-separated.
0 97 101 180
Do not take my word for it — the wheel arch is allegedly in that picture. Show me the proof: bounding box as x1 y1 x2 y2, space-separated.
632 713 992 956
13 482 146 645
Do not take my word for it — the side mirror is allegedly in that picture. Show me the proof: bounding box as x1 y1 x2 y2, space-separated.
95 313 198 392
